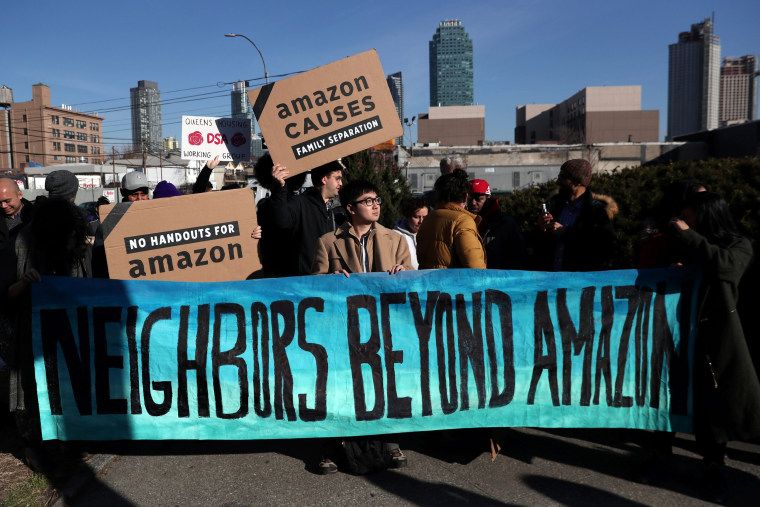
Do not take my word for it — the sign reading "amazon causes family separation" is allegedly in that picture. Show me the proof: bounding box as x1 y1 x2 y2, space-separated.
247 50 403 176
31 268 699 441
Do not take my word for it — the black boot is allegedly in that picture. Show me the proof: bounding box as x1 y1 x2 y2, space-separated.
702 461 728 504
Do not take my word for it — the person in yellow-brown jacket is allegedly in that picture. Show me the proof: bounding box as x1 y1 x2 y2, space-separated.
416 168 486 270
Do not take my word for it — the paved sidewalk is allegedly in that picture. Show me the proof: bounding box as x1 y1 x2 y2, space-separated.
66 428 759 506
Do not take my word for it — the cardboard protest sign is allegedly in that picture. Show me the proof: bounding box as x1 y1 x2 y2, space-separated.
99 189 260 282
247 50 403 175
32 267 699 440
181 116 251 162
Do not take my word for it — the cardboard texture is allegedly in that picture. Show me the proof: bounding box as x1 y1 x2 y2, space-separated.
99 189 260 282
247 49 402 175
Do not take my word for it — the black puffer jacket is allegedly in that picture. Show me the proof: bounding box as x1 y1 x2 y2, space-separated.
268 184 345 276
477 198 527 270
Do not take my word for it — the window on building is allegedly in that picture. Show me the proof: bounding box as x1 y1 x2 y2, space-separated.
79 157 88 163
22 114 27 122
513 172 520 189
23 128 28 135
54 155 61 161
24 142 29 149
53 141 61 151
77 145 88 153
51 115 59 124
65 156 76 163
91 146 101 154
52 128 60 137
64 143 76 152
76 120 87 129
77 132 87 141
91 135 100 143
63 117 74 126
64 130 75 139
90 122 99 131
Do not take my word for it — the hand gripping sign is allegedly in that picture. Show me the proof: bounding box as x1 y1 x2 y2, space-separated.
247 50 403 175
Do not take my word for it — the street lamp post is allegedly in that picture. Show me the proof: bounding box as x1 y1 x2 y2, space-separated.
402 116 417 182
404 116 416 158
224 34 269 84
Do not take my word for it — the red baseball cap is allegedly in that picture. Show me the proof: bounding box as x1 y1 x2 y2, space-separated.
470 179 491 196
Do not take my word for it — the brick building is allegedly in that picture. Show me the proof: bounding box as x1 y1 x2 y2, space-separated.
0 83 104 169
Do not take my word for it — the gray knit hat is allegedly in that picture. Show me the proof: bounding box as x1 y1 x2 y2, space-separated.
45 170 79 201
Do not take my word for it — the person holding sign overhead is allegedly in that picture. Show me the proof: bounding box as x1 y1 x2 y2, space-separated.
268 159 346 276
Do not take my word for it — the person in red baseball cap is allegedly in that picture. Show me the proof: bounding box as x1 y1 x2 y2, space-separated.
467 178 527 269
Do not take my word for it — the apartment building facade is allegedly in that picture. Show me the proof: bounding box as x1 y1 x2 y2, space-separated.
0 83 104 169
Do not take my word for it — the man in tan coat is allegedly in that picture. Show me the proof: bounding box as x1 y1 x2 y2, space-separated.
312 180 413 276
311 179 412 474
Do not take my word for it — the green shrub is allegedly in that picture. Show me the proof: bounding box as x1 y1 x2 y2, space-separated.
501 158 760 269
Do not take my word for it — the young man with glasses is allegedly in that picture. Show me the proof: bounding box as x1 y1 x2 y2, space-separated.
311 179 413 473
312 180 412 277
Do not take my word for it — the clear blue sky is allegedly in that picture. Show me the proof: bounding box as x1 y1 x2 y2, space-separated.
3 0 759 151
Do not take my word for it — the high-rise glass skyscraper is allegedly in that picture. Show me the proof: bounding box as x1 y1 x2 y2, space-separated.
130 80 163 151
667 18 721 140
719 55 758 127
386 72 403 145
231 80 264 158
429 20 473 107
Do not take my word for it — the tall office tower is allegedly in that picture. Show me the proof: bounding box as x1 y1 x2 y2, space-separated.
719 55 758 126
429 20 473 107
130 80 163 151
667 18 721 140
231 80 264 159
386 72 404 146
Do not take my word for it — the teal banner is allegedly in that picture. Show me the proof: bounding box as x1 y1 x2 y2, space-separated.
31 268 699 440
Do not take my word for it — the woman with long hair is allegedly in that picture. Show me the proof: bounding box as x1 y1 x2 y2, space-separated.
665 191 760 501
1 197 89 472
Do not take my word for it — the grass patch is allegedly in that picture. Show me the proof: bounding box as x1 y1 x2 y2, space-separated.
1 473 55 506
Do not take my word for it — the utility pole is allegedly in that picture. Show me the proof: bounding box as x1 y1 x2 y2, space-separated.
112 146 116 191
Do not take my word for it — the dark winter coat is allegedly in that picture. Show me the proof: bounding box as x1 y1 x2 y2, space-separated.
256 195 299 278
477 198 527 270
268 184 345 276
539 189 617 271
674 228 760 443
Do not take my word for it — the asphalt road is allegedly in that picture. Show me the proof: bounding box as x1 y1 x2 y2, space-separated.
67 428 759 506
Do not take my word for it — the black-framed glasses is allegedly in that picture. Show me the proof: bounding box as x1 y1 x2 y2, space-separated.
352 196 383 207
